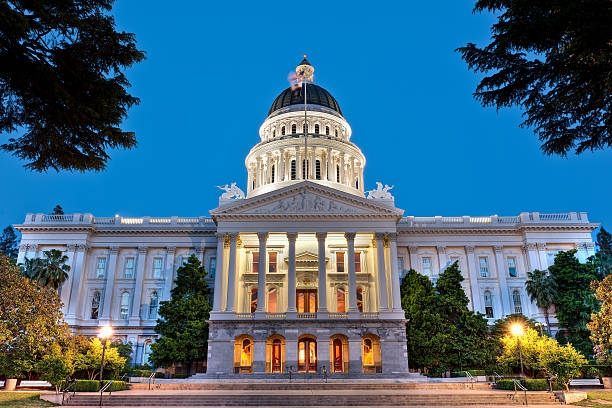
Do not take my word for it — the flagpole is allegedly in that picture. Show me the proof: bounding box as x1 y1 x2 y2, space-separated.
303 75 308 180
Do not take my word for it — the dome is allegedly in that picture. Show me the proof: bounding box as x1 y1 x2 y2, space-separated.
268 84 342 117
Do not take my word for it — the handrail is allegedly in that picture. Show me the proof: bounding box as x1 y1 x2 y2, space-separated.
466 371 475 389
513 379 528 406
147 372 156 390
98 380 114 407
61 378 77 405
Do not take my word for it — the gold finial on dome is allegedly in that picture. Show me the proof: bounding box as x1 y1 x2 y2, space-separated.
296 54 314 83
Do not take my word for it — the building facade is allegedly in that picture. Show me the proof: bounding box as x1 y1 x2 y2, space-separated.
14 57 598 376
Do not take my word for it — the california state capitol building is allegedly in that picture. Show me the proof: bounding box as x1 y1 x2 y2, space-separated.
14 57 598 377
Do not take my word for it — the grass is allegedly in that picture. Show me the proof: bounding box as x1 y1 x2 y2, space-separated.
573 391 612 407
0 392 55 407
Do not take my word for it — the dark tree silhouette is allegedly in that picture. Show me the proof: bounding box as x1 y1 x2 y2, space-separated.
0 225 18 260
52 205 64 215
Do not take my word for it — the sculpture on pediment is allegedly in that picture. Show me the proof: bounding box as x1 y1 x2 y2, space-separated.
366 182 394 200
218 182 245 200
253 192 359 214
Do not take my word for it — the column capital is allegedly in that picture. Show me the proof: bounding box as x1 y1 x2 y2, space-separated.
374 232 386 241
256 231 269 241
436 245 446 254
525 242 537 251
166 246 176 254
137 246 148 254
493 245 503 253
66 244 78 252
408 245 419 253
19 243 28 251
286 232 298 241
465 245 475 254
315 232 327 240
77 244 89 252
387 232 398 242
228 232 239 241
344 232 356 241
109 246 120 255
585 242 595 251
536 242 547 250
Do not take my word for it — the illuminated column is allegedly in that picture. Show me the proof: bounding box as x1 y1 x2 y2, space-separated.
465 245 482 313
437 246 447 275
256 157 262 188
212 233 225 312
256 232 268 314
66 245 88 318
286 232 298 316
350 157 356 187
524 242 540 271
327 148 333 182
129 246 147 324
162 246 176 302
345 232 359 315
310 147 316 179
279 149 285 182
297 149 303 180
339 153 345 185
225 233 238 313
100 247 119 322
375 233 389 311
60 244 78 311
388 233 402 312
247 168 253 194
359 164 365 193
537 243 548 269
316 232 328 315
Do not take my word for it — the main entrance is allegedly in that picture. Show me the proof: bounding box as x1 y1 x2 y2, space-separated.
296 289 317 313
271 339 282 373
333 338 343 372
298 337 317 373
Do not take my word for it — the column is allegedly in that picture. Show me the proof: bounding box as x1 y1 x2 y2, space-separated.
524 242 540 271
339 153 345 184
247 168 253 194
388 233 402 312
286 232 298 316
345 232 359 316
375 233 389 311
437 245 447 274
60 244 78 310
162 246 176 301
327 148 333 181
297 149 303 179
310 147 316 179
359 164 365 193
350 157 356 187
17 244 28 265
537 243 548 269
279 149 285 181
465 246 482 313
256 157 262 188
316 232 328 315
129 246 147 324
408 246 419 273
494 246 512 316
101 247 119 322
212 233 226 312
67 245 88 318
225 233 238 313
256 232 268 314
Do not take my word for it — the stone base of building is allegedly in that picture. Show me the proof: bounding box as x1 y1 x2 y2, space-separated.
205 318 409 377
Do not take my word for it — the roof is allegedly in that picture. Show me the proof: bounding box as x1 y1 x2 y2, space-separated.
268 84 342 116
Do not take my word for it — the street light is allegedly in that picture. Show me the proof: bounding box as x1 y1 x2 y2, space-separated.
98 326 113 390
511 324 525 378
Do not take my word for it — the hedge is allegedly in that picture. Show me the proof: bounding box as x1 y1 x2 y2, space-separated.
495 379 561 391
451 370 486 377
130 370 164 378
67 380 127 392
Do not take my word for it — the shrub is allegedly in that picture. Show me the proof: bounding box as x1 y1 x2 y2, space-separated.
496 378 562 391
72 380 127 392
451 370 485 377
129 369 164 378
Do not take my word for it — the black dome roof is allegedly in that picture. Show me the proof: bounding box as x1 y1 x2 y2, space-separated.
268 84 342 116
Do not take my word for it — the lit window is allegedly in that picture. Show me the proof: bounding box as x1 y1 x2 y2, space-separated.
120 292 130 319
241 339 252 367
336 252 345 273
96 258 106 279
90 291 101 319
271 164 275 182
250 288 257 313
422 257 431 276
508 257 517 277
209 257 216 279
143 342 152 365
291 124 296 134
152 258 163 279
363 338 373 366
357 287 363 312
281 126 285 136
149 291 159 320
479 257 489 278
513 290 522 314
337 287 346 313
252 252 259 273
325 126 330 135
124 257 135 279
268 252 277 273
315 160 321 180
268 287 277 313
355 252 361 273
484 291 493 318
291 160 296 180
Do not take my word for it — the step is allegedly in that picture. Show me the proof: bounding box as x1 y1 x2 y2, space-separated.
127 382 494 391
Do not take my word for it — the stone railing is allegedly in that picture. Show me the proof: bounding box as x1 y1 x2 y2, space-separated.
235 313 255 320
328 312 348 319
296 313 317 319
22 213 216 227
265 313 286 319
399 212 590 227
360 312 379 319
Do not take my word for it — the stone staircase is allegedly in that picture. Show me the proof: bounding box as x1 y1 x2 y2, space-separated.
65 382 563 406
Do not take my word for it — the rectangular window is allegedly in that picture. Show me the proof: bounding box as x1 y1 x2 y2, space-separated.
513 291 523 314
96 258 106 279
354 252 361 273
268 252 277 273
291 160 296 180
209 257 216 279
479 257 489 278
315 160 321 180
250 288 257 313
422 257 431 276
484 292 494 318
124 257 135 279
152 258 163 279
336 252 345 273
252 252 259 274
507 257 517 277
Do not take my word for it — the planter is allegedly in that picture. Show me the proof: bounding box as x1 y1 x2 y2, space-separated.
603 377 612 389
554 391 587 404
4 378 17 391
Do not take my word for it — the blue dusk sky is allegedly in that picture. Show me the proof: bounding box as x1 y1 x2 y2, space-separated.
1 0 610 235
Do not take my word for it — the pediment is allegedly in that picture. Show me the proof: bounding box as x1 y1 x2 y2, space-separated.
210 182 403 219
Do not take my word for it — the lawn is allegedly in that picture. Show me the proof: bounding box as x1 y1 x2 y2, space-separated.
573 391 612 407
0 393 55 407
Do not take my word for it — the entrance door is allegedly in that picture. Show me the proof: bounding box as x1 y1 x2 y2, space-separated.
296 289 317 313
298 337 317 373
271 339 282 373
333 338 343 372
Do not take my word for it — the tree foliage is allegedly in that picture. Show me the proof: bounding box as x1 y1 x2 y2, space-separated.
150 255 211 372
588 274 612 363
73 338 126 380
457 0 612 156
592 227 612 279
0 225 18 260
52 205 64 215
540 342 588 391
0 0 146 172
24 249 71 290
36 343 74 394
0 255 70 379
525 269 556 335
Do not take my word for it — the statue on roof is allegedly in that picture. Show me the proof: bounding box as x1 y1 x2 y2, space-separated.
217 182 245 200
366 182 394 200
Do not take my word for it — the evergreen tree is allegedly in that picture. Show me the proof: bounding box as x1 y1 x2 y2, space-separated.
549 250 599 356
150 255 211 374
0 226 18 260
525 269 556 335
592 227 612 279
52 205 64 215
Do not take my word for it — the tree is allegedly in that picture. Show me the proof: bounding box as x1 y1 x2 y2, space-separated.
588 274 612 363
0 1 146 172
549 250 599 356
73 338 126 380
0 225 18 260
541 342 589 391
0 255 70 379
592 227 612 279
52 205 64 215
457 1 612 156
150 255 211 374
26 249 71 290
110 340 133 372
498 326 554 376
491 313 538 339
36 343 74 394
525 269 556 335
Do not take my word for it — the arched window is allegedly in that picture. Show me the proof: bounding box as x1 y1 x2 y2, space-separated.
325 126 330 135
291 124 296 134
336 165 340 182
241 339 252 367
252 179 255 190
512 290 523 314
484 291 493 318
90 291 101 319
357 287 363 312
291 160 296 180
315 160 321 180
363 338 373 366
314 124 319 134
120 292 130 319
337 287 346 313
362 335 381 373
335 129 339 137
143 341 152 365
268 287 277 313
272 129 276 137
355 178 359 189
271 164 275 182
149 291 159 320
303 123 308 134
281 126 286 135
250 288 257 313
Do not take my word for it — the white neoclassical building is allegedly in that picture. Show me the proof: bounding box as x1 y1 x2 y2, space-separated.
14 57 598 377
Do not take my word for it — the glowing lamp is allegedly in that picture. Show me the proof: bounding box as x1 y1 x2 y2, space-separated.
98 325 113 340
511 324 524 337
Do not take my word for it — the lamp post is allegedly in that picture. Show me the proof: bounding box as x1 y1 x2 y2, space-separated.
98 326 113 390
511 324 525 378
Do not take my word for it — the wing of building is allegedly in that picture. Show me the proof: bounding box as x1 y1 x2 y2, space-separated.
14 57 598 377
